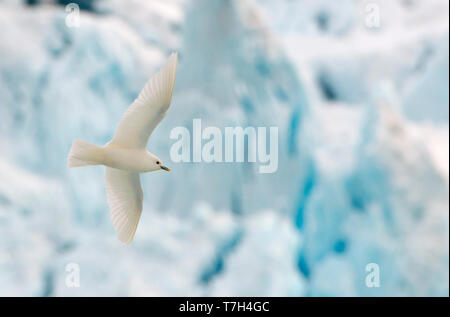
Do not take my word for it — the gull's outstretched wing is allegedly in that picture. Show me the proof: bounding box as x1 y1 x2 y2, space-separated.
105 167 143 244
110 53 178 149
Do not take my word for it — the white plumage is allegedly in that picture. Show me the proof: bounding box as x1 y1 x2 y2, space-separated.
68 53 178 244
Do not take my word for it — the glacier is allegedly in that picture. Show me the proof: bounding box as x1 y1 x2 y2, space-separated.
0 0 448 296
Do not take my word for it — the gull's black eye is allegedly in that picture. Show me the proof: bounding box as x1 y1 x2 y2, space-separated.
156 161 160 165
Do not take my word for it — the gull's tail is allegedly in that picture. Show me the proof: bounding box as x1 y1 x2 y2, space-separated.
68 139 105 168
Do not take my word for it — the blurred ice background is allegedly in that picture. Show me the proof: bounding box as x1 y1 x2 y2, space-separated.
0 0 448 296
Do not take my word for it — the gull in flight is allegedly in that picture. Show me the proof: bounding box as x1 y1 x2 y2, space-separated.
68 53 178 244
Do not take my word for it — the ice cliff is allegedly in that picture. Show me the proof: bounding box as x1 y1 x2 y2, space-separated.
0 0 448 296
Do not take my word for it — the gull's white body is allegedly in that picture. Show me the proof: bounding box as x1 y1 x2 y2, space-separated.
102 145 161 173
68 53 178 244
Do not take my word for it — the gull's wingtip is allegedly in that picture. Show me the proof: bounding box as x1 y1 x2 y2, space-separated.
162 52 178 74
168 51 178 65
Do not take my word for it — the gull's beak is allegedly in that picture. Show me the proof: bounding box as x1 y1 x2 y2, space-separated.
160 165 171 172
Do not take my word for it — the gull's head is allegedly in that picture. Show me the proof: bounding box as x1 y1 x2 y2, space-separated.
146 152 170 172
155 159 171 172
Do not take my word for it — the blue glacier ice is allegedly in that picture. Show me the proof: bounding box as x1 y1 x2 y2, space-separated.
0 0 448 296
